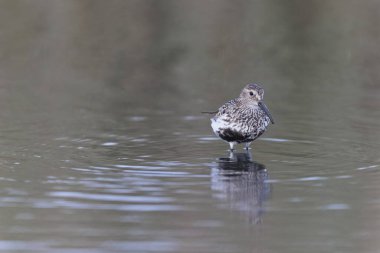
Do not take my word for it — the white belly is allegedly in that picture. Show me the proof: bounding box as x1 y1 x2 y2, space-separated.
211 117 239 135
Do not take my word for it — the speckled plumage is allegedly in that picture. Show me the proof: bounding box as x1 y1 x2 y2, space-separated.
210 83 274 150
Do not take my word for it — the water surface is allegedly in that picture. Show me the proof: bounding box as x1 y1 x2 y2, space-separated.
0 1 380 253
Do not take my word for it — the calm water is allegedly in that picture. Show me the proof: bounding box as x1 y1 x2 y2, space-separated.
1 1 380 252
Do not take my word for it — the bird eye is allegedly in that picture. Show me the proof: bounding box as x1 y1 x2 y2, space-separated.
249 92 254 96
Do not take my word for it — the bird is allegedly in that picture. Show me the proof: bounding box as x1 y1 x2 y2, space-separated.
205 83 274 151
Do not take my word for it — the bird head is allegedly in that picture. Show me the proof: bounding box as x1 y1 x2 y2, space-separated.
240 83 264 104
240 83 274 124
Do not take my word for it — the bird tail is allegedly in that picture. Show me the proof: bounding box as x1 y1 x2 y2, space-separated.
201 110 218 114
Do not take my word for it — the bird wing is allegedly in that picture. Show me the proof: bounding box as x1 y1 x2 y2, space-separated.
215 99 237 117
202 99 237 116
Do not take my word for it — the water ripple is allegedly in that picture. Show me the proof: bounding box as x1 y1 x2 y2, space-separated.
265 175 350 183
0 197 184 211
260 137 315 144
101 142 118 146
102 241 178 252
320 203 350 210
357 164 379 170
113 165 168 170
48 192 174 203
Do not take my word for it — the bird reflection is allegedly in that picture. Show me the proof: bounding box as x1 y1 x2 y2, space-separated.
211 151 271 224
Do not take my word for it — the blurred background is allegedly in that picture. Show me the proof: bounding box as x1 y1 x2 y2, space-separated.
0 0 379 252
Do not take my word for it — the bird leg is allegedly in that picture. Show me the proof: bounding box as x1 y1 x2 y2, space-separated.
229 142 235 151
244 142 252 150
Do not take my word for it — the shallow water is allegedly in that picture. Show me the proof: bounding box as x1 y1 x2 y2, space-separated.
1 1 380 253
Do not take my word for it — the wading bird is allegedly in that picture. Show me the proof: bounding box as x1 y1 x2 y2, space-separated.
205 83 274 151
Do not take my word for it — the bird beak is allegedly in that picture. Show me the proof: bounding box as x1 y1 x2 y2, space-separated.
258 101 275 124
